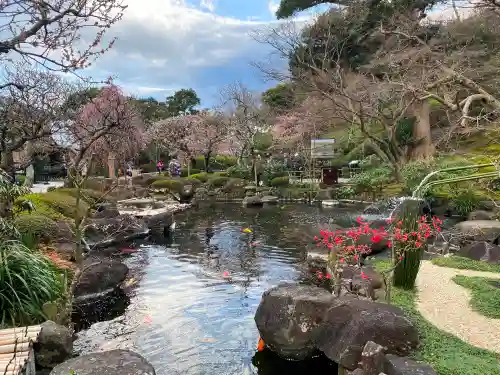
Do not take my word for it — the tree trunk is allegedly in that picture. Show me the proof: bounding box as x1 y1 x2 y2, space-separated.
409 101 434 160
1 150 15 181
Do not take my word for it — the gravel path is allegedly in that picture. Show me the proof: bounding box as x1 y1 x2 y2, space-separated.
416 260 500 353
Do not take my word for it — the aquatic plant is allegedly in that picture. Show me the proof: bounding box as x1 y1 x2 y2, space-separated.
315 214 442 299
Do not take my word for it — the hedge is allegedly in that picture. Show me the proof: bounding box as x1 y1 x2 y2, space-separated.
14 214 59 243
207 176 230 188
151 178 185 192
56 188 108 207
269 176 290 187
190 172 210 183
227 165 252 180
18 192 89 220
180 168 201 177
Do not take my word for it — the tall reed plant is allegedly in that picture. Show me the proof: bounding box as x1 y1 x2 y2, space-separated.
0 240 64 327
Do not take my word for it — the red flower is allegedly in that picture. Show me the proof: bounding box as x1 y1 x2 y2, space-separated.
326 273 332 279
387 240 392 248
339 258 345 263
360 271 369 280
317 272 323 279
415 241 422 247
399 256 404 261
314 236 318 241
371 234 383 243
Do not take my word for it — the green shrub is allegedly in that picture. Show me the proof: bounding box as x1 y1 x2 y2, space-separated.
190 172 210 183
183 177 202 187
0 240 65 327
180 168 201 177
139 163 157 173
207 176 230 188
16 175 26 185
17 192 89 220
333 186 355 199
269 176 290 187
222 178 246 193
350 167 392 194
227 165 252 180
451 189 480 216
213 171 229 177
14 214 59 244
263 161 288 185
212 155 238 170
56 188 107 207
151 178 185 192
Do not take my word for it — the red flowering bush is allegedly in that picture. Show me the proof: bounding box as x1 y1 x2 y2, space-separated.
314 215 443 296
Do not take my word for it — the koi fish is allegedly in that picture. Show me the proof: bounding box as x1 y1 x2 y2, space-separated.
257 337 265 352
242 228 252 233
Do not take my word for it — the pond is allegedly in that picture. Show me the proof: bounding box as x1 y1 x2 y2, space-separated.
74 204 366 375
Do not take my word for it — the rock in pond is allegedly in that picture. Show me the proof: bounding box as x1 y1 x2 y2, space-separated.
458 241 500 264
73 257 128 302
315 297 419 370
261 195 279 204
254 283 335 360
84 214 149 248
242 195 263 207
34 321 73 369
468 210 496 221
50 349 155 375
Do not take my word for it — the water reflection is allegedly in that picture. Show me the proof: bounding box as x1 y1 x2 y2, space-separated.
75 204 358 375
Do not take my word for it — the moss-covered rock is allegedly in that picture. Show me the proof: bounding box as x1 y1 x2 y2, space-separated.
150 178 185 192
17 192 89 220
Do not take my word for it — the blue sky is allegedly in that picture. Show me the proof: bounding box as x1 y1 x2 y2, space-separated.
82 0 459 108
83 0 331 107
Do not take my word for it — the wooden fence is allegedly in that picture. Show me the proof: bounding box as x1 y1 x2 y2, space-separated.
0 325 40 375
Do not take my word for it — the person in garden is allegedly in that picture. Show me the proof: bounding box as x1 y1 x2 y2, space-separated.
156 160 164 174
168 156 181 177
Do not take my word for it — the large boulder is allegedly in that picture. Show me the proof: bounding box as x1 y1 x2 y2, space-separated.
93 203 120 219
452 220 500 245
50 349 155 375
142 209 174 235
73 257 128 301
468 210 496 221
261 195 279 205
84 214 149 248
243 195 263 207
34 321 73 369
458 241 500 264
384 354 437 375
315 298 419 370
254 283 335 360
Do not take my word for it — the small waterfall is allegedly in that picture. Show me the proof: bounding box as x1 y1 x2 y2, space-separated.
362 196 431 221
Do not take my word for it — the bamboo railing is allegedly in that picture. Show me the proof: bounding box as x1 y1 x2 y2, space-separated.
0 325 41 375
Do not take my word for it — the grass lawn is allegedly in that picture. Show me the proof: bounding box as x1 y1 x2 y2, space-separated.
452 275 500 319
432 256 500 273
373 259 500 375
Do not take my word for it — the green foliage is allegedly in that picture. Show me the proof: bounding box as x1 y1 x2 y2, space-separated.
432 256 500 273
140 163 157 173
0 240 65 327
373 259 500 375
227 165 252 180
207 176 230 188
262 83 296 111
262 161 288 185
269 176 290 187
151 178 185 192
213 171 229 177
211 155 238 170
180 168 201 177
14 215 59 244
17 192 89 220
165 88 200 116
350 167 392 193
333 186 355 199
450 189 480 217
190 172 210 183
16 175 26 185
453 275 500 319
183 177 202 187
56 188 107 207
222 178 246 193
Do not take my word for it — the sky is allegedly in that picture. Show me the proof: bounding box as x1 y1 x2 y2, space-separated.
82 0 467 108
83 0 331 107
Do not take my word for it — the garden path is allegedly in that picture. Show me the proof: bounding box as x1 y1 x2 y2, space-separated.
416 260 500 353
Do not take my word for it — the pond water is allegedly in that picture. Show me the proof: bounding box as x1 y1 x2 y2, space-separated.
74 204 366 375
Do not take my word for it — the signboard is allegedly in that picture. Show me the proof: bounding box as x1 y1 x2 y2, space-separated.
311 139 335 159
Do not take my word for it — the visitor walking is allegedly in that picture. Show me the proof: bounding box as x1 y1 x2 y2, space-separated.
156 160 164 174
126 163 133 185
168 157 181 177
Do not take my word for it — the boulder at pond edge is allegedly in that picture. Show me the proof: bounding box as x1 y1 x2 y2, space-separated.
34 321 73 369
254 283 335 360
49 349 155 375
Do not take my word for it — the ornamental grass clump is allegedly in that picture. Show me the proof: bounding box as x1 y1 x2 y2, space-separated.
0 240 65 327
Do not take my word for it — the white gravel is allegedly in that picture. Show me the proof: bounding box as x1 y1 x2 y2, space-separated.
416 260 500 353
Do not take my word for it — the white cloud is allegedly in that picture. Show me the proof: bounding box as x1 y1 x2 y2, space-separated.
84 0 288 98
200 0 216 12
268 0 279 16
